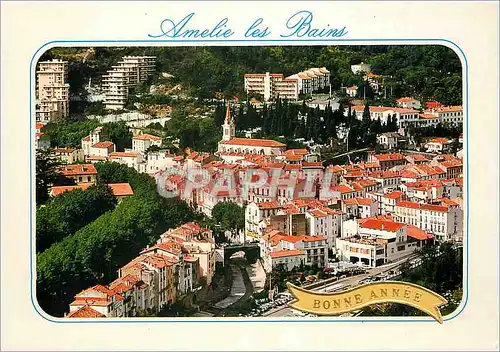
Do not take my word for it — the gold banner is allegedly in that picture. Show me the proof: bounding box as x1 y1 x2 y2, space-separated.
287 281 448 323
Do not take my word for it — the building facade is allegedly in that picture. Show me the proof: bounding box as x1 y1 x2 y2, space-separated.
103 56 156 110
36 59 70 122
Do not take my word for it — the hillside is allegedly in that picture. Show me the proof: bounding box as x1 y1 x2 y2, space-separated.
40 45 462 105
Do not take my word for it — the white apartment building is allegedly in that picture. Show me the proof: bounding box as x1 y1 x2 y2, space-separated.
272 234 328 268
396 97 421 109
348 106 420 127
245 200 283 238
244 73 286 101
132 133 163 153
269 250 306 271
36 59 70 122
89 141 116 158
273 78 299 100
425 106 463 126
109 151 143 170
146 150 176 174
394 200 463 242
103 56 156 110
286 72 313 95
342 197 378 219
424 138 452 153
381 190 404 214
336 218 433 267
377 132 405 150
351 62 371 75
244 67 329 101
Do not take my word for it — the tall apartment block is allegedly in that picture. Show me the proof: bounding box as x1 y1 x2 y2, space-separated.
102 56 156 110
244 67 330 102
36 59 70 122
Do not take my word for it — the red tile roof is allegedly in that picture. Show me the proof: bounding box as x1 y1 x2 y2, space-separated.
406 225 434 241
51 183 92 196
308 208 328 217
108 183 134 196
220 137 285 148
330 185 355 193
374 153 406 162
58 164 97 176
92 141 114 148
285 148 308 156
396 97 415 103
426 137 451 145
52 147 76 154
278 235 304 244
66 305 106 318
426 101 443 109
109 152 138 158
343 197 375 206
383 191 403 199
257 200 281 210
270 249 305 258
285 154 303 161
396 200 449 212
133 133 162 141
360 219 406 232
302 161 323 168
300 235 326 242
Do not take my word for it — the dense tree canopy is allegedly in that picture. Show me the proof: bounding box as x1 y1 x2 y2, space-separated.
211 202 245 233
36 149 62 204
42 45 462 105
36 162 198 317
36 184 117 253
41 120 132 151
41 120 100 148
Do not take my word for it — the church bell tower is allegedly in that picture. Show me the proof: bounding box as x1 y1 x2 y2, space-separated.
222 103 235 141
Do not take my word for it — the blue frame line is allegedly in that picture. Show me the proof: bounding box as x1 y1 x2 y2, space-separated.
30 38 469 324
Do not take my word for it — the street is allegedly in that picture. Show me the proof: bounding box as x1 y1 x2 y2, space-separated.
263 254 418 317
213 264 246 309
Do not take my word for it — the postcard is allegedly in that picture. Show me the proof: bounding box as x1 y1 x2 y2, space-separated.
1 1 499 351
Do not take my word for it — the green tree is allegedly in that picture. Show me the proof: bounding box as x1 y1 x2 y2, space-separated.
36 149 61 204
211 202 245 233
41 120 101 148
103 121 133 152
36 162 198 317
36 184 117 252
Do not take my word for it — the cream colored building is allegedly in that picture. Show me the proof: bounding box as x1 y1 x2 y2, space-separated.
269 249 306 271
132 133 162 153
36 59 70 122
103 56 156 110
336 218 433 267
109 151 143 170
244 67 329 101
51 147 84 164
394 200 463 242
